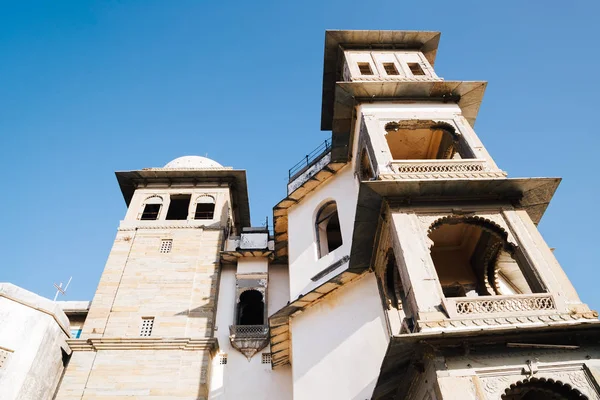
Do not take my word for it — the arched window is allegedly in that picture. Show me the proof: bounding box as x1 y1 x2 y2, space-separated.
237 290 264 325
140 196 162 220
427 217 535 298
384 121 469 160
194 195 215 220
315 201 343 258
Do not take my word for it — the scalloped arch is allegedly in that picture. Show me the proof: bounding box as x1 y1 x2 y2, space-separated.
427 215 511 244
501 377 587 399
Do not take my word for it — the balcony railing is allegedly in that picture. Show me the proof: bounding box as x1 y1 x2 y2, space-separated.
386 159 506 180
229 324 269 338
445 294 556 318
288 139 332 182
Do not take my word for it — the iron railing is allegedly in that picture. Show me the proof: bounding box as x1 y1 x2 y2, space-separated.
288 139 332 181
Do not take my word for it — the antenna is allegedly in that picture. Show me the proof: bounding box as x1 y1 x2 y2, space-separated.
53 276 72 301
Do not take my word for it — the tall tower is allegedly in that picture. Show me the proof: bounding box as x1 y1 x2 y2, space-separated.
55 156 250 400
269 31 600 399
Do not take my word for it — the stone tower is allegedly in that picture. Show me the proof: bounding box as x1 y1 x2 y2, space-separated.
54 156 250 399
268 31 600 399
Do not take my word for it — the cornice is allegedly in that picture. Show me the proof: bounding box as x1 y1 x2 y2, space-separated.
67 337 219 353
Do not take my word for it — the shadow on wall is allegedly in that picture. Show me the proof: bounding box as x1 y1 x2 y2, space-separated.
292 274 389 399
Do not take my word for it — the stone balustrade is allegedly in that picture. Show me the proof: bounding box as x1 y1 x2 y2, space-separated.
382 159 506 180
445 293 556 318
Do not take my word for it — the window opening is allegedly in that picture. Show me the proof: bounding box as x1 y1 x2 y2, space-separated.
262 353 272 364
383 62 400 75
195 196 215 219
237 290 264 325
141 204 161 220
384 121 464 161
160 239 173 254
316 201 343 258
428 218 535 298
140 317 154 337
219 353 228 365
384 255 401 309
166 194 191 220
357 62 373 75
70 329 82 339
407 62 425 76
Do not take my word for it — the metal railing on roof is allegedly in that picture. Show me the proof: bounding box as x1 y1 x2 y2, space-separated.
288 139 332 182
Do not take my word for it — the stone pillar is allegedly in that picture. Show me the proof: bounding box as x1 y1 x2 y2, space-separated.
391 211 446 322
503 209 580 311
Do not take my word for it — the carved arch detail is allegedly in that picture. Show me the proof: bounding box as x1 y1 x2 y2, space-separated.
143 195 163 204
501 377 588 399
419 213 517 248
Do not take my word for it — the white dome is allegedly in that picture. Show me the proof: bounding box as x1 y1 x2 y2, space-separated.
163 156 223 169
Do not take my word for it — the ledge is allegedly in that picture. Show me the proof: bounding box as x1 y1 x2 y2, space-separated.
0 283 71 336
66 337 219 353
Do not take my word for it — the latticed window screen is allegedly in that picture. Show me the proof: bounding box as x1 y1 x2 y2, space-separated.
140 318 154 337
219 353 228 365
159 239 173 253
0 349 12 370
261 353 271 364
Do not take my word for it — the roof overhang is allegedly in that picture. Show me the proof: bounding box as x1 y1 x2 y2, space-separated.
329 80 487 138
115 169 251 231
365 177 561 224
322 30 441 131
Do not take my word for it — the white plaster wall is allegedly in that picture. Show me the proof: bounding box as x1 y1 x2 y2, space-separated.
290 273 389 400
0 290 69 400
209 265 292 400
287 166 359 300
237 258 269 274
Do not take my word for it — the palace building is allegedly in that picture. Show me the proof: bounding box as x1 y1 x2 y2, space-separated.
1 30 600 400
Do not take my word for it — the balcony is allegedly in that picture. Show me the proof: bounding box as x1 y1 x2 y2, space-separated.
229 324 269 360
444 293 557 319
381 159 506 181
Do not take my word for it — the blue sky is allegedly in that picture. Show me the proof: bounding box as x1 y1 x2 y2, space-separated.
1 1 599 309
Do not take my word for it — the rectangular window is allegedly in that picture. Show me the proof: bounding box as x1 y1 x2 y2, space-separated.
141 204 161 220
219 353 228 365
195 203 215 219
159 239 173 253
407 62 425 76
166 195 191 220
261 353 271 364
383 63 400 75
357 62 373 75
140 317 154 337
70 329 82 339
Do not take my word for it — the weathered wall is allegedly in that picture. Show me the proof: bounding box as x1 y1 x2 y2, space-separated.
290 273 389 400
0 284 70 400
209 264 292 400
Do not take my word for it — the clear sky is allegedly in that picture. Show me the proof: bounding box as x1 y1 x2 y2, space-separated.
1 1 599 309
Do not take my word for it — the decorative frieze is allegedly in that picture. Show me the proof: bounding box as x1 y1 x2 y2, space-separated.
452 294 556 316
